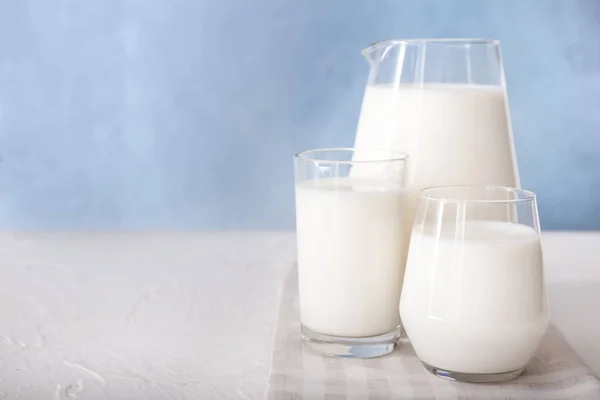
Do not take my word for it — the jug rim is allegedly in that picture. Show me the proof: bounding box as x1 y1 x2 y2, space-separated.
364 38 499 52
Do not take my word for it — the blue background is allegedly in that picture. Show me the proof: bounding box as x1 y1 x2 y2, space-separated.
0 0 599 230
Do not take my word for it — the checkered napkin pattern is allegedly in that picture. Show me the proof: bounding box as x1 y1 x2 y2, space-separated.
267 267 600 400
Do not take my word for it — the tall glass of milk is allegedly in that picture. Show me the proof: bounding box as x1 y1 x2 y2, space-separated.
294 148 408 358
400 186 549 383
353 39 520 285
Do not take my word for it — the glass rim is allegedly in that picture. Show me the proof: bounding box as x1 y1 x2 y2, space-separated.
420 185 536 204
364 38 499 52
294 147 409 165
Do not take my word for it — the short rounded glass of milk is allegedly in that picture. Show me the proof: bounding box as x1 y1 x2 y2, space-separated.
294 148 408 358
400 185 549 383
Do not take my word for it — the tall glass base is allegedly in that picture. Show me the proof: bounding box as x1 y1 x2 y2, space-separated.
422 362 524 383
301 325 400 358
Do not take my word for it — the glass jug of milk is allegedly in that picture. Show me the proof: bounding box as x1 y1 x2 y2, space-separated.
353 39 520 271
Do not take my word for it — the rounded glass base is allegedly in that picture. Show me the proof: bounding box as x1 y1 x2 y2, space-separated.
301 325 400 358
422 361 524 383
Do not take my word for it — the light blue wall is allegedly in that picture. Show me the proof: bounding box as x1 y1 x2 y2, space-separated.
0 0 599 230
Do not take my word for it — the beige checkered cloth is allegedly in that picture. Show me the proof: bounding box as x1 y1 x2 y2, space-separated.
267 268 600 400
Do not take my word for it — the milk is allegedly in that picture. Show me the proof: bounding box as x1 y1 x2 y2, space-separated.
354 84 517 188
400 221 549 373
295 177 406 338
353 84 519 267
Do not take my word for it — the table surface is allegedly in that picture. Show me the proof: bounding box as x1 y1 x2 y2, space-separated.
0 232 598 399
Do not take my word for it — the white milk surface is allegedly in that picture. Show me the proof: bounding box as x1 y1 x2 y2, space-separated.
353 84 519 267
295 177 407 337
400 221 549 374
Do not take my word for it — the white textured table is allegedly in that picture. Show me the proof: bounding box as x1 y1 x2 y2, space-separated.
0 232 598 399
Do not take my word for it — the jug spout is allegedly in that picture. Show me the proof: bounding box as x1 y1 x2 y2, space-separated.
361 43 377 65
361 41 387 65
362 40 408 65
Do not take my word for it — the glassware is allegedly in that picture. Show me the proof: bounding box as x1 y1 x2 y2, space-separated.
400 185 549 382
294 148 408 358
352 39 520 276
